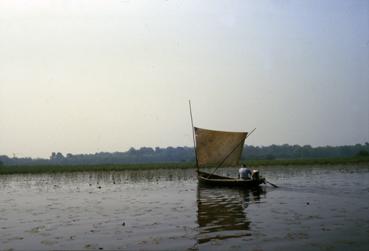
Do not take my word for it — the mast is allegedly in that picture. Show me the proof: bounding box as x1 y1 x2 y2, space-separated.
189 100 199 171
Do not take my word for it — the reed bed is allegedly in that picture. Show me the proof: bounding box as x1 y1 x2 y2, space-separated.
0 157 368 175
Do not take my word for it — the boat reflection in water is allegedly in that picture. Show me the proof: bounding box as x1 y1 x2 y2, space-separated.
196 185 266 246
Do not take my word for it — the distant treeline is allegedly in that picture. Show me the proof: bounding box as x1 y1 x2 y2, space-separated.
1 143 369 166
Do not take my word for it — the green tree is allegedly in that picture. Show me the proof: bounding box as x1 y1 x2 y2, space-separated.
357 150 369 157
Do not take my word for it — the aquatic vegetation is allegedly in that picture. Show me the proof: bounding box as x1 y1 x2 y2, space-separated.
0 157 368 175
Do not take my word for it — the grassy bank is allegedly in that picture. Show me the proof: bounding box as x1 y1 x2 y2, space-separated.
245 156 369 167
0 162 193 175
0 156 368 175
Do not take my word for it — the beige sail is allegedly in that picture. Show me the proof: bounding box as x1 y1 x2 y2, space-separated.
194 127 247 168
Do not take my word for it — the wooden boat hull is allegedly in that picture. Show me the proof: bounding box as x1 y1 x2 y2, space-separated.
197 171 265 188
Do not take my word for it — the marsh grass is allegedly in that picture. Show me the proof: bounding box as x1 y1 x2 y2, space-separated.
0 163 192 175
246 156 369 166
0 157 368 175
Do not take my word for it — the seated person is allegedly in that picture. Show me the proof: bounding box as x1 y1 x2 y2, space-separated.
239 164 252 180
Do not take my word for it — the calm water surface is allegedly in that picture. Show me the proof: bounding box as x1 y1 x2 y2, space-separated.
0 165 368 250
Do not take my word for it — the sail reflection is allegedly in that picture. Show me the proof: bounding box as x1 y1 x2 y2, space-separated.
196 185 265 244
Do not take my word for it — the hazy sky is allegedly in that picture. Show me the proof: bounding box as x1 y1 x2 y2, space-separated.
1 0 368 158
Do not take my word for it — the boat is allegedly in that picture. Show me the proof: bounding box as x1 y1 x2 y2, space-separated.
192 126 265 188
197 170 265 188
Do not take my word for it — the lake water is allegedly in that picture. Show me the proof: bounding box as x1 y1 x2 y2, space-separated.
0 165 368 250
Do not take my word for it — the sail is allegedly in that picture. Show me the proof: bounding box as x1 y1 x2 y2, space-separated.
195 127 247 168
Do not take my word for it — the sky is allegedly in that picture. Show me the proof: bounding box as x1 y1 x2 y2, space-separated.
0 0 368 158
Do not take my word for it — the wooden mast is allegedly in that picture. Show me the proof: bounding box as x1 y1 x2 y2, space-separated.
189 100 199 172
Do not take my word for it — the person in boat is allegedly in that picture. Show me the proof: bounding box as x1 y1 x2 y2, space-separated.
239 164 252 180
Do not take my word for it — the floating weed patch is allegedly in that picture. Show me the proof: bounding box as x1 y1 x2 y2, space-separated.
26 225 46 234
